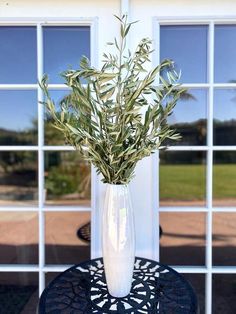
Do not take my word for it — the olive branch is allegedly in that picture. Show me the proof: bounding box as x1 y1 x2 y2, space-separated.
40 15 186 184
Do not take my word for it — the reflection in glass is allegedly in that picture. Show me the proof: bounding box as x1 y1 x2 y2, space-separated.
0 272 38 312
45 212 90 264
160 213 205 266
213 152 236 206
213 213 236 266
214 89 236 145
0 152 38 206
213 275 236 313
215 25 236 83
160 25 208 83
44 151 91 206
43 26 90 83
160 151 206 206
183 274 205 313
0 212 38 264
44 90 71 145
164 89 207 146
0 27 37 84
0 91 38 145
45 273 61 288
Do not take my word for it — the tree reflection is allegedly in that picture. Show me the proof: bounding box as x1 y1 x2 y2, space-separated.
45 151 90 204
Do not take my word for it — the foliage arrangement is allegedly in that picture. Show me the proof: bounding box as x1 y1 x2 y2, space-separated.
40 15 186 185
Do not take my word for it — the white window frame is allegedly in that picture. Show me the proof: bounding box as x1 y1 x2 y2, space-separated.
0 17 99 296
153 16 236 314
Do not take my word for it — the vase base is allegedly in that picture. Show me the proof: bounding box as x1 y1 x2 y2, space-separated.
108 291 130 298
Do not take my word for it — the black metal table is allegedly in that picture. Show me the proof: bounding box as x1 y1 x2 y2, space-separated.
38 257 198 314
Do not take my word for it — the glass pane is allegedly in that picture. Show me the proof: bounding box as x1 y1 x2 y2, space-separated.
164 89 207 146
213 152 236 206
215 25 236 83
183 274 205 314
213 275 236 313
160 25 208 83
0 152 38 206
160 213 205 266
44 90 71 145
160 151 206 206
45 273 60 287
44 151 91 206
0 272 38 313
43 26 90 83
214 89 236 145
0 212 38 264
213 213 236 265
0 90 38 146
45 211 91 264
0 27 37 84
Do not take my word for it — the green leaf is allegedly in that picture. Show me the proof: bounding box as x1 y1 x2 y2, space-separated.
40 15 185 185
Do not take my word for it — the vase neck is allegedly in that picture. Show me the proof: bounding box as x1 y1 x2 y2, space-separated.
105 183 130 194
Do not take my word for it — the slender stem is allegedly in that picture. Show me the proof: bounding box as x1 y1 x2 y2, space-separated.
116 19 126 123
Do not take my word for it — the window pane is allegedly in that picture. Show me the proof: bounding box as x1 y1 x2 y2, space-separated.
213 152 236 206
215 25 236 83
44 90 71 145
0 272 38 313
164 89 207 146
45 273 60 287
160 213 205 266
0 212 38 264
0 90 37 146
0 152 38 206
0 27 37 84
213 213 236 266
213 275 236 313
43 26 90 83
183 274 205 314
44 151 91 206
214 89 236 146
45 211 90 264
160 151 206 206
160 25 208 83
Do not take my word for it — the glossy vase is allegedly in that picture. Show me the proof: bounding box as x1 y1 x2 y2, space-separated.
102 184 135 297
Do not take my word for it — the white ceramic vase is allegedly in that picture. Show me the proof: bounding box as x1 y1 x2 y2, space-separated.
102 184 135 298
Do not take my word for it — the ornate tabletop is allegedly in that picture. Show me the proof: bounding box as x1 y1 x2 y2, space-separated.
38 257 198 314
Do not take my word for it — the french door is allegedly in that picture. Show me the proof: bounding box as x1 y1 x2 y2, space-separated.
0 19 98 313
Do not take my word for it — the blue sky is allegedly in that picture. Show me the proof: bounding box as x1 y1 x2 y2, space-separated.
0 25 236 134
